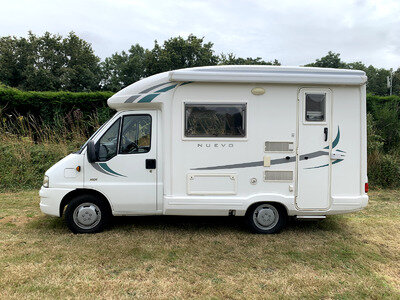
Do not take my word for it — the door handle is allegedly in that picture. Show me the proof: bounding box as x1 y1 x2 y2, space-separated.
330 150 346 160
145 159 156 169
324 127 328 142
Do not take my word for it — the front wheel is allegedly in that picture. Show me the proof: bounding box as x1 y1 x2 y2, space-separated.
247 203 287 234
65 194 110 234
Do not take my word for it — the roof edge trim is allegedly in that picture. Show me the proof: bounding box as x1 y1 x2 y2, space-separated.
169 70 367 86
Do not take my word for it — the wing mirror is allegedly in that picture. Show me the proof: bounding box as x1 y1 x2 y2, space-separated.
87 140 98 163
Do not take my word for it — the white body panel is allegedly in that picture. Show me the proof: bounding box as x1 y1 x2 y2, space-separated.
83 110 158 214
40 66 368 218
296 88 332 210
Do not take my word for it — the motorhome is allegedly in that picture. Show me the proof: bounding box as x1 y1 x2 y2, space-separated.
39 66 368 234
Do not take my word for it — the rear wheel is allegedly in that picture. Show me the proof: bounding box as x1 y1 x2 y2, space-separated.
247 203 287 234
65 194 110 234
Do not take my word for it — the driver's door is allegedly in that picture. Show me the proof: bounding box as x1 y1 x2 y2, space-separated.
84 111 157 214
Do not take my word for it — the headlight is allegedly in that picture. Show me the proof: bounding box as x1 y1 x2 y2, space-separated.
43 175 49 188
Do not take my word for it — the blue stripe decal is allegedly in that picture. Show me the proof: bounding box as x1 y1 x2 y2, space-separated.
138 94 159 103
98 163 126 177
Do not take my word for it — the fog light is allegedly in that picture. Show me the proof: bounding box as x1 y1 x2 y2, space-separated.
43 175 49 188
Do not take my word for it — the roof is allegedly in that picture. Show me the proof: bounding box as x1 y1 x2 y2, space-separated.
108 66 367 109
168 65 367 85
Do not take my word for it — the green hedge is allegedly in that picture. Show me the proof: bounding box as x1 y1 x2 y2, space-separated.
366 94 400 153
1 87 399 123
0 87 114 123
367 94 400 109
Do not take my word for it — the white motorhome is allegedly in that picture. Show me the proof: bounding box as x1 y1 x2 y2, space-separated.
39 66 368 234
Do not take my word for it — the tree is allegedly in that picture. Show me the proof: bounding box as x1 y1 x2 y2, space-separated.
306 52 394 95
100 36 280 90
392 68 400 95
364 66 391 96
23 32 65 91
305 51 347 69
346 61 367 71
0 31 100 91
0 35 31 89
219 53 280 65
347 61 392 96
144 35 219 76
100 44 146 91
61 32 101 91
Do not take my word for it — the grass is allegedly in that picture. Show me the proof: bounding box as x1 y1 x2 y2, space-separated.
0 115 88 191
0 190 399 299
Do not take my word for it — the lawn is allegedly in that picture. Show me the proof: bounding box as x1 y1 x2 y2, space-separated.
0 190 399 299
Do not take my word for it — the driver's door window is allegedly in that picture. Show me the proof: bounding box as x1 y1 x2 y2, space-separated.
97 118 121 161
119 115 151 154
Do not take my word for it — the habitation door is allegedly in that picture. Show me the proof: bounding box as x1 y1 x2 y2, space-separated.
296 89 331 210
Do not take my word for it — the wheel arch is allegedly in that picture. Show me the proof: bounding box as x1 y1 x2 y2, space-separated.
60 188 113 217
245 201 289 217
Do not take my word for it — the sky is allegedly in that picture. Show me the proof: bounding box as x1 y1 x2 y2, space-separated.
0 0 399 69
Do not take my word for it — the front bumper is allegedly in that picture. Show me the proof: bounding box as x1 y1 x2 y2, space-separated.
39 187 74 217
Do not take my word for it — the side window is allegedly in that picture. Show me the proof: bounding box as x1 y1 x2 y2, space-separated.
185 103 246 137
119 115 151 154
97 118 121 161
305 94 326 122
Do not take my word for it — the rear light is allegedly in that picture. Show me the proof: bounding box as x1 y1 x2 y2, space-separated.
365 183 369 193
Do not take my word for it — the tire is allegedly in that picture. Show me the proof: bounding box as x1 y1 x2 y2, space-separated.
246 203 287 234
65 194 110 234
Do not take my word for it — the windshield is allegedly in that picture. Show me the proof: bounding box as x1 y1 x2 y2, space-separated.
77 116 114 154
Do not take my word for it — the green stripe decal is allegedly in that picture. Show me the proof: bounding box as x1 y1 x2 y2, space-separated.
304 163 330 169
138 94 159 103
304 159 344 169
324 126 340 149
155 84 178 93
332 159 343 165
98 163 126 177
332 126 340 148
130 82 188 103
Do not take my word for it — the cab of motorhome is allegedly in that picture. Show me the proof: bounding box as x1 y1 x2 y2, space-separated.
39 66 368 234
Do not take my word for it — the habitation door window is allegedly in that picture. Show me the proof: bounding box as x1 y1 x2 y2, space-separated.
305 94 326 122
185 104 246 137
119 115 152 154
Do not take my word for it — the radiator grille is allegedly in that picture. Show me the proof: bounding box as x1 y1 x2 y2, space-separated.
264 171 293 181
264 141 294 152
